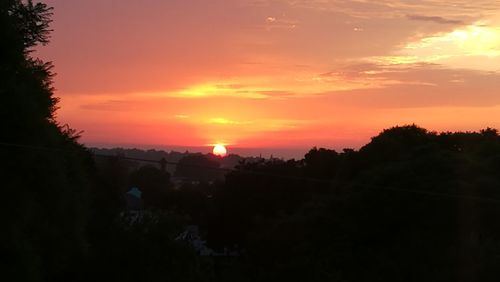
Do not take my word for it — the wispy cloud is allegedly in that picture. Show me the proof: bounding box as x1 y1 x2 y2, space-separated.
80 100 133 111
44 0 500 148
168 83 268 99
207 117 250 125
317 64 500 108
407 14 464 25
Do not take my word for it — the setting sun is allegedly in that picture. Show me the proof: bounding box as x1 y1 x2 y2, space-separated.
212 144 227 157
36 0 500 154
8 0 500 279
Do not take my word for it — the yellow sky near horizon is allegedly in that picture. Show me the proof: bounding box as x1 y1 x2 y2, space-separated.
38 0 500 150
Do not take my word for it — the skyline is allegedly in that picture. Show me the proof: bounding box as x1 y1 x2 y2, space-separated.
37 0 500 152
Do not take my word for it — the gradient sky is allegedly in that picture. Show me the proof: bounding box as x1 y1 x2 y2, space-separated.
37 0 500 152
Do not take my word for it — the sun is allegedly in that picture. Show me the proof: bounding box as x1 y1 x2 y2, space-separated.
212 144 227 157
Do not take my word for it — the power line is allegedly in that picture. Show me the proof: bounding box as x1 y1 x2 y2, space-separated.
0 141 77 153
2 140 500 204
0 141 316 181
92 153 332 183
363 184 500 204
93 154 234 172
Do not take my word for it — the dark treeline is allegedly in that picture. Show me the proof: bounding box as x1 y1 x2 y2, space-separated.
2 1 500 282
90 147 253 175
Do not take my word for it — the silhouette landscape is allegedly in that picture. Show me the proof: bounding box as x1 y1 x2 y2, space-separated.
3 1 500 281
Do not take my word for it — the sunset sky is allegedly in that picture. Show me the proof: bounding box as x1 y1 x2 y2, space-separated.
37 0 500 155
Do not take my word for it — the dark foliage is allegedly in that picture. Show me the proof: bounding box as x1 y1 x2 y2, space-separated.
0 1 92 281
206 125 500 282
129 164 171 208
175 153 225 182
4 1 500 282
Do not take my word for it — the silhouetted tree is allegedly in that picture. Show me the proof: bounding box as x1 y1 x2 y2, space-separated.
81 212 212 282
304 147 339 179
0 1 92 281
202 126 500 282
175 154 224 182
129 165 171 208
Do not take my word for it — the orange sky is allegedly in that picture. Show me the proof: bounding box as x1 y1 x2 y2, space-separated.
37 0 500 153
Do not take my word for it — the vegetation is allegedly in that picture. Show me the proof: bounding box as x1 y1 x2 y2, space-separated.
3 1 500 281
1 1 92 280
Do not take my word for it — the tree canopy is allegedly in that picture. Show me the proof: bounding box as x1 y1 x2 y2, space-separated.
3 1 500 281
1 1 92 280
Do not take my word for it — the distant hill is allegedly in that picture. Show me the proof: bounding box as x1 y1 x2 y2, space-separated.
90 147 263 176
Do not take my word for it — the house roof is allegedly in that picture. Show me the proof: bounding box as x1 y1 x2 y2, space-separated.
127 187 142 199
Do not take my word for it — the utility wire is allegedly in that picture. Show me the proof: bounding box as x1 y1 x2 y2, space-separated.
92 154 330 183
2 141 500 204
0 141 77 153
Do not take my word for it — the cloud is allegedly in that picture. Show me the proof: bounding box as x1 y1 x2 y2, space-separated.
407 14 464 25
258 90 296 98
80 100 133 111
171 83 268 99
174 114 189 119
44 0 500 149
235 90 296 98
317 63 500 108
263 16 298 30
397 23 500 70
207 117 249 125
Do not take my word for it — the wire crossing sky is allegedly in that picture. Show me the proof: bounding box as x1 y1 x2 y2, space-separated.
3 140 500 204
37 0 500 151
